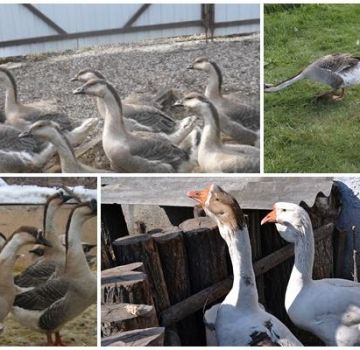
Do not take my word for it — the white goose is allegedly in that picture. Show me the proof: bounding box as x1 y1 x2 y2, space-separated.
0 226 50 334
187 184 302 346
261 202 360 346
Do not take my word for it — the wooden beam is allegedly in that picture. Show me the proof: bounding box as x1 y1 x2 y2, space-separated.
22 4 67 34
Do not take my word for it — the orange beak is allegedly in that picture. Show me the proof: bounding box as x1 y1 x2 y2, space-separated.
187 187 210 207
261 208 277 225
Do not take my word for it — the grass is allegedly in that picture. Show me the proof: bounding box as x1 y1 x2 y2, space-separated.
264 4 360 173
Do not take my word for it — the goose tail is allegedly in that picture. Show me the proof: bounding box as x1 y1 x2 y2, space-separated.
265 71 304 92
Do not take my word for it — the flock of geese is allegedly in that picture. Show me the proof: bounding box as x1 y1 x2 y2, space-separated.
0 57 260 173
0 192 97 345
188 184 360 346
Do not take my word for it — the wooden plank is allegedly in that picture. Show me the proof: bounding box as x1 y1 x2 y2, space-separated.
101 327 165 346
123 4 151 28
101 177 333 209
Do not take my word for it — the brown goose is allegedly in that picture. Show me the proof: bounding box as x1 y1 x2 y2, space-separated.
264 54 360 100
187 57 260 131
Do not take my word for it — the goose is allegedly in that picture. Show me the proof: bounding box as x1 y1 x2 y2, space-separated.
71 69 195 144
175 93 259 173
187 57 260 131
12 200 97 346
187 184 302 346
14 192 71 289
19 120 111 173
0 67 73 131
261 202 360 346
73 79 194 173
0 226 51 334
264 54 360 100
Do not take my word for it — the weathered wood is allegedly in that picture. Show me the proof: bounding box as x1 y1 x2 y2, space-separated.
101 262 145 282
101 303 158 337
161 206 194 226
160 223 334 327
112 234 170 313
101 327 165 346
160 277 232 327
334 229 347 277
152 227 197 345
179 217 228 293
102 204 129 241
101 221 115 270
101 270 153 306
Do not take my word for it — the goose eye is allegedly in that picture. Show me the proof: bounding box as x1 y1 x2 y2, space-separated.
282 209 287 212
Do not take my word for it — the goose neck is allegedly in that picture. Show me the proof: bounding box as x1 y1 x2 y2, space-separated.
4 82 18 113
198 104 221 149
44 205 65 251
65 213 92 277
219 224 259 310
102 92 128 139
290 219 315 287
49 131 79 172
205 65 222 99
0 235 25 268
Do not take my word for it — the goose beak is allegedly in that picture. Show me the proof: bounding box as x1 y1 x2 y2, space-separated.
261 209 277 225
89 199 97 213
62 195 73 203
70 77 78 82
18 130 31 138
186 64 194 70
72 86 85 95
36 232 52 247
173 100 184 107
187 188 209 207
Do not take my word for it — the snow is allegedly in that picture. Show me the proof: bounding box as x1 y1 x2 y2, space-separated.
0 184 96 204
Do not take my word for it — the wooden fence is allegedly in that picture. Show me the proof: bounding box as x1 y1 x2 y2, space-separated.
101 188 339 346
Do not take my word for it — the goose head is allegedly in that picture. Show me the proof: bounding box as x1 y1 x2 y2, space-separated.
187 57 212 72
70 69 105 83
187 184 246 233
9 226 51 247
18 120 62 141
174 92 210 110
72 79 110 99
0 67 16 90
261 202 310 243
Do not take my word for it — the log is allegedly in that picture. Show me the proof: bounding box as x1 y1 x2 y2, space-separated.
101 262 145 282
152 227 197 345
101 270 153 306
101 221 115 270
112 234 170 313
160 277 232 326
179 217 228 293
101 303 158 337
101 327 165 346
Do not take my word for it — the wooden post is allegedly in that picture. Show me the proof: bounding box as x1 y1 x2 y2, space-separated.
152 227 197 345
112 234 170 313
101 264 153 306
101 303 158 337
101 327 165 346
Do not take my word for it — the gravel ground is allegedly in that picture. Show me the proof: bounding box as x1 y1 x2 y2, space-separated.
0 33 259 169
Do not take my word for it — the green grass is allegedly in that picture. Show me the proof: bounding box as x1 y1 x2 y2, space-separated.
264 4 360 173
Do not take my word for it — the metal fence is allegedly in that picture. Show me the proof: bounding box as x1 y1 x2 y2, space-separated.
0 4 260 57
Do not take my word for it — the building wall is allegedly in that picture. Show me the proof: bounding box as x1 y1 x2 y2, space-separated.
0 3 259 57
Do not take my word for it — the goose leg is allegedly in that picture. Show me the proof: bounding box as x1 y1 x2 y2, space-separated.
332 88 345 101
54 331 65 346
315 90 335 100
46 332 54 346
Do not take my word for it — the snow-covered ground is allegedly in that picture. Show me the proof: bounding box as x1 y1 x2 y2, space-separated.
0 178 96 203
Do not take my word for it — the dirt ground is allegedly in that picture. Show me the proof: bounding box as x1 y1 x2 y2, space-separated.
0 205 97 346
0 33 259 169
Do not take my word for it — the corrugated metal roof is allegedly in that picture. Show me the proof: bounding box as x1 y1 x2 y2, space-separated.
101 177 334 210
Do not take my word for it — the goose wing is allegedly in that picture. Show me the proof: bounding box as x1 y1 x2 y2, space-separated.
14 260 57 288
24 112 74 131
0 125 43 153
129 135 189 171
38 296 68 332
219 101 260 130
123 104 176 134
317 54 360 73
14 278 69 310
